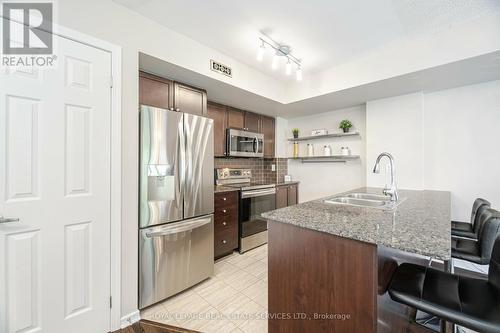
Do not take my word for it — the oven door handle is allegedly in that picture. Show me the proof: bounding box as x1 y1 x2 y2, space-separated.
241 188 276 198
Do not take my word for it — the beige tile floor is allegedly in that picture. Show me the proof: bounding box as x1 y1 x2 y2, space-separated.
141 244 268 333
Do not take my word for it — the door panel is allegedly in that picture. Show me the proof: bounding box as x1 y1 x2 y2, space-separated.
140 107 183 228
139 72 174 109
227 107 245 130
174 82 207 116
288 185 298 206
183 114 214 218
276 186 288 209
206 102 227 156
261 116 275 158
244 112 261 132
0 32 111 333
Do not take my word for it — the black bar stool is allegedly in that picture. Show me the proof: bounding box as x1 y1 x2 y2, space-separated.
452 208 500 265
452 198 490 239
388 235 500 333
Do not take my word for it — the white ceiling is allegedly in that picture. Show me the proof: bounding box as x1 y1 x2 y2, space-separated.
140 50 500 118
116 0 500 81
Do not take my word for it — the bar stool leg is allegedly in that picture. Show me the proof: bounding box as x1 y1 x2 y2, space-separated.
441 259 455 333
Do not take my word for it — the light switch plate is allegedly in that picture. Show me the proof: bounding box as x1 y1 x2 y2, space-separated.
271 164 276 172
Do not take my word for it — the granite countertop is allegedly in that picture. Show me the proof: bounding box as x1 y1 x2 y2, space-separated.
214 185 239 193
262 187 451 260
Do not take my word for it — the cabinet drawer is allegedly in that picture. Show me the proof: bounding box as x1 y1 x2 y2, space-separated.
214 191 238 207
214 214 237 233
214 228 238 258
214 203 237 218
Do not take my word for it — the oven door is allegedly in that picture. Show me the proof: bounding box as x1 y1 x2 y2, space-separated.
240 188 276 239
227 129 264 157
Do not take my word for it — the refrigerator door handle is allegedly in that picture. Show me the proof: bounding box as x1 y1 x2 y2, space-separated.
145 216 212 238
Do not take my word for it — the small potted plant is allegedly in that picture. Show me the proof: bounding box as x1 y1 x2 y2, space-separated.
339 120 353 133
292 128 300 138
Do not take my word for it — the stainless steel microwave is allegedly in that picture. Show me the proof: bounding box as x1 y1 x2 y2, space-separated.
226 128 264 157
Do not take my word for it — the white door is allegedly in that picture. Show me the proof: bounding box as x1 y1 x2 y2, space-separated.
0 33 112 333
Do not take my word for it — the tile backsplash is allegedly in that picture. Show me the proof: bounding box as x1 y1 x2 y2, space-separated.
215 157 288 183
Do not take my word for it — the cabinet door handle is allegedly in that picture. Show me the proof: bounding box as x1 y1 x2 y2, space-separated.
222 222 227 226
223 197 227 201
222 240 227 244
222 209 227 213
176 108 180 112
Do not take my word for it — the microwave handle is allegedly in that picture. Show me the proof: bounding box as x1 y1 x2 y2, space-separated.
252 137 257 153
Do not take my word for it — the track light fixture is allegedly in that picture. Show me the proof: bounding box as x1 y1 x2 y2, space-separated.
256 40 265 62
256 36 302 81
285 58 292 76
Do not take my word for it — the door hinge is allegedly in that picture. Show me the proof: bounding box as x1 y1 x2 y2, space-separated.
110 75 113 89
110 296 112 308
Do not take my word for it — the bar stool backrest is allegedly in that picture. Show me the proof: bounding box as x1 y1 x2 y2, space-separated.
471 198 490 226
489 235 500 291
479 209 500 262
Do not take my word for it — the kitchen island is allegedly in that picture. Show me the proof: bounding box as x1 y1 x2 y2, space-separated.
262 187 451 333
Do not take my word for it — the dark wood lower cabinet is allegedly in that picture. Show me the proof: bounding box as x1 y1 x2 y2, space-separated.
214 191 239 258
287 184 298 206
276 183 299 209
276 186 288 209
268 221 377 332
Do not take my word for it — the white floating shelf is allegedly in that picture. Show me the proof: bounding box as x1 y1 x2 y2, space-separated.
287 155 360 163
287 132 359 142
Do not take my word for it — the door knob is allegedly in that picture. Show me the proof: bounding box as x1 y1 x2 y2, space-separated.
0 216 20 224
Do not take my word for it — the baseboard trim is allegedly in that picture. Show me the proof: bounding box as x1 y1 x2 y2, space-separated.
120 310 141 329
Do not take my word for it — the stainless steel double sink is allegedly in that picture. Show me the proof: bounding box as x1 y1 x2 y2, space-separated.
324 192 406 210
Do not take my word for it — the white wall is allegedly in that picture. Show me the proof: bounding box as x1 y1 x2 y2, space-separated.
287 106 366 202
423 81 500 221
366 93 424 190
274 117 289 158
366 81 500 221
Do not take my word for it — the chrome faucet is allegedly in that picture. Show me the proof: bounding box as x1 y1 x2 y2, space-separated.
373 152 399 202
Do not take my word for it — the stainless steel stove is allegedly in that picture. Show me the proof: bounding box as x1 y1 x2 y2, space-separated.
215 168 275 252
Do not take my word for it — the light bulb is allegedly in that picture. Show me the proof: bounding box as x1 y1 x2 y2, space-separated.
296 66 303 81
285 59 292 76
256 42 265 62
271 54 279 70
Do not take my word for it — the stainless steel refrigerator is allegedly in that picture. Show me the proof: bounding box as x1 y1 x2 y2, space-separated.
139 105 214 309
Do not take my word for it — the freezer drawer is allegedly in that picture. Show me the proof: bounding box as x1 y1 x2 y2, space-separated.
139 215 214 309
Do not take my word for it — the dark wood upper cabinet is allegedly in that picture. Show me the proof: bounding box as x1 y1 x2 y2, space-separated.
244 112 261 132
261 115 275 158
173 82 207 116
207 102 227 157
227 107 245 130
139 72 174 109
